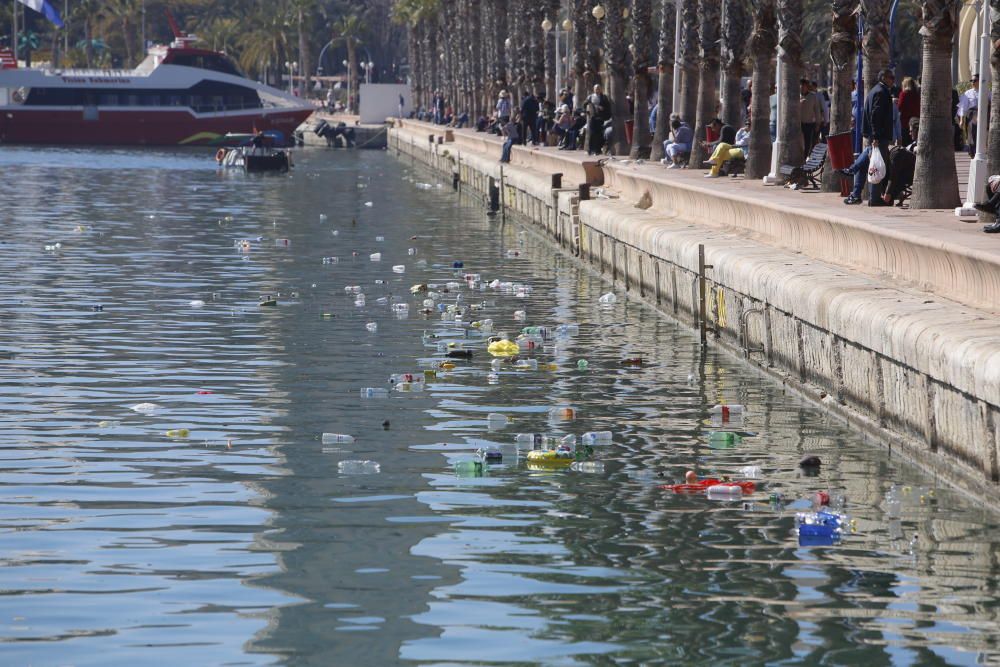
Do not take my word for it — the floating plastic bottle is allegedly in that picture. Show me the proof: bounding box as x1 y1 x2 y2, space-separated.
548 406 576 420
486 413 509 427
388 373 421 385
375 235 385 242
354 295 366 307
555 324 580 337
706 484 745 501
490 359 504 372
322 257 338 264
365 322 378 332
572 461 605 473
477 447 504 464
708 431 742 448
275 238 290 247
322 433 355 444
165 428 190 438
96 420 121 428
408 247 417 255
338 460 380 474
513 310 527 320
514 358 538 371
344 285 362 294
319 213 327 221
709 404 746 416
189 299 205 307
131 402 159 414
739 465 762 479
370 252 381 262
581 431 613 445
577 359 589 370
454 459 486 477
376 297 389 305
360 387 389 398
796 510 846 545
392 265 406 273
598 292 617 304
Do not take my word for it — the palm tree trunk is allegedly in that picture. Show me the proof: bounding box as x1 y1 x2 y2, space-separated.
604 0 630 154
299 9 311 99
986 0 1000 221
572 0 590 104
691 0 720 165
678 0 700 125
821 0 858 192
720 0 749 126
651 0 677 161
911 0 960 209
348 39 359 114
776 0 804 168
860 0 890 94
630 0 653 158
745 0 777 178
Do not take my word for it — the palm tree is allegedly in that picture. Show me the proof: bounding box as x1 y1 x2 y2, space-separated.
745 0 777 178
776 0 804 168
291 0 316 98
238 5 290 85
603 0 630 154
720 0 750 126
651 0 677 161
910 0 960 208
331 13 365 113
690 0 720 166
572 0 591 104
821 0 858 192
860 0 890 94
630 0 654 158
678 0 700 124
96 0 140 66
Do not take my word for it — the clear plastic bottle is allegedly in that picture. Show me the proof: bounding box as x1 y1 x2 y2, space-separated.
392 303 409 313
706 484 745 501
454 460 486 477
490 358 504 371
354 295 366 307
370 252 382 261
598 292 617 304
581 431 613 445
548 406 576 419
392 265 406 273
365 322 378 332
514 358 538 371
486 413 509 427
338 460 380 474
571 461 605 473
322 433 355 444
360 387 389 398
739 465 762 479
709 404 746 415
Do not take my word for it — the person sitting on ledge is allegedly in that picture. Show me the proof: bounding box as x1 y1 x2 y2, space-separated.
661 118 693 168
500 112 521 164
973 175 1000 233
703 123 740 178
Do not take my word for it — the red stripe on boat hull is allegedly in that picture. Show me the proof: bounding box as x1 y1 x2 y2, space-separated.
0 108 314 145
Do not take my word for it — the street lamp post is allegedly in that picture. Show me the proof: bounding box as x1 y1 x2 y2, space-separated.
672 0 681 115
956 0 992 216
343 59 350 112
284 61 297 95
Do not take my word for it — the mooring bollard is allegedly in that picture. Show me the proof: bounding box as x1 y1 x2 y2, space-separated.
578 183 590 201
551 173 563 189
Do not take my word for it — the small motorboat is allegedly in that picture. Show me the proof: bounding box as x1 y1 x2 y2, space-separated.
215 145 291 173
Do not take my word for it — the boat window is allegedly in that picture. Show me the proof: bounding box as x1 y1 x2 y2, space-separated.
167 94 182 106
99 93 118 106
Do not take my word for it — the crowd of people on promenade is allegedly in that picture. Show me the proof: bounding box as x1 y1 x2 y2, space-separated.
408 70 997 233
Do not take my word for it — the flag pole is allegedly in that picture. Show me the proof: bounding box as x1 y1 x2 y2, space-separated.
13 0 18 65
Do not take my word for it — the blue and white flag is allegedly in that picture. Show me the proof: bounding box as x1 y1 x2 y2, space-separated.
16 0 64 28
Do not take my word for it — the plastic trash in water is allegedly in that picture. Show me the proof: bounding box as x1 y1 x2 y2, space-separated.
487 339 519 357
708 431 742 448
477 446 504 464
275 238 290 247
319 213 327 221
555 324 580 337
322 433 355 444
370 252 381 262
360 387 390 398
131 402 159 414
375 235 385 242
165 428 189 438
486 413 509 428
364 201 374 207
393 265 406 273
44 242 62 251
354 295 366 307
577 359 589 370
548 406 576 420
408 248 417 255
740 465 762 479
598 292 617 304
505 249 521 258
344 285 362 294
581 431 613 445
490 359 504 371
96 420 121 428
339 460 380 474
376 297 389 305
513 310 527 321
706 484 745 501
189 299 205 308
452 261 464 268
392 303 410 314
365 322 378 332
572 461 605 473
454 460 486 477
513 358 538 371
796 510 847 545
709 404 746 417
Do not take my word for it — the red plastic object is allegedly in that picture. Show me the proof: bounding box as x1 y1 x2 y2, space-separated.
197 390 213 395
660 479 757 494
814 491 830 506
705 125 720 144
827 131 854 170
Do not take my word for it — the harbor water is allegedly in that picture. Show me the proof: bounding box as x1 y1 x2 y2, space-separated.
0 146 997 665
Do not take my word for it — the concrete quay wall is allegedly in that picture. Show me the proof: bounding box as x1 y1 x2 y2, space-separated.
389 122 1000 500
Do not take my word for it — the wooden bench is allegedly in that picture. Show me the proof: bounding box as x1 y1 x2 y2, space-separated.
780 142 827 189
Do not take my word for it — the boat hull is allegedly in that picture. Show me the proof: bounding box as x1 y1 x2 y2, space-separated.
0 107 313 146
